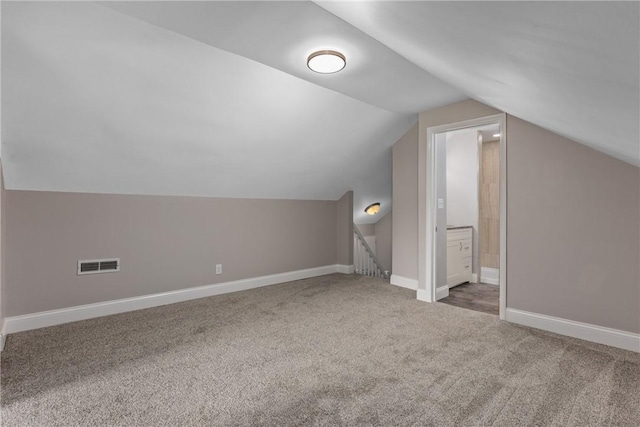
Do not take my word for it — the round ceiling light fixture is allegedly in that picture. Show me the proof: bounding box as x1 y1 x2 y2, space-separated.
307 50 346 74
364 202 381 215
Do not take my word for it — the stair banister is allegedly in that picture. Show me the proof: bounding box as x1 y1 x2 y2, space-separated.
353 224 388 279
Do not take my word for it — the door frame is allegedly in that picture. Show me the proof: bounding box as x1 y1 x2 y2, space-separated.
417 113 507 320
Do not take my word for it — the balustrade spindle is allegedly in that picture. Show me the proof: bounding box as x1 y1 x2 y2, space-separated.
352 226 388 280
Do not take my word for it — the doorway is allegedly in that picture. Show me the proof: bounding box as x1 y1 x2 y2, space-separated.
417 114 507 319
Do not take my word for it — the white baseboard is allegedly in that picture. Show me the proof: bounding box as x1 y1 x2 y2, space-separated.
505 308 640 353
416 289 432 302
0 319 6 351
336 264 354 274
3 264 346 336
415 286 448 302
480 267 499 285
436 286 449 301
390 274 418 290
470 273 478 284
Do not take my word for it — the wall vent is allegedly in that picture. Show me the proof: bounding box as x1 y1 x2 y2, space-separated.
77 258 120 275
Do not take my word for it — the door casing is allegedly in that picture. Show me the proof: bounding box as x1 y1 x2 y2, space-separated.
417 113 507 320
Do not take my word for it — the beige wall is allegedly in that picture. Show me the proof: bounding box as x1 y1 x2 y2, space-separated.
391 123 419 279
374 212 392 273
506 116 639 333
4 191 344 317
336 191 354 266
392 99 640 333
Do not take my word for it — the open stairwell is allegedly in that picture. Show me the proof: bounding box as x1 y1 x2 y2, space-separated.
353 225 388 279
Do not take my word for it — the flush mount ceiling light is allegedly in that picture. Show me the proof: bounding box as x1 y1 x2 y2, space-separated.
307 50 346 74
364 202 381 215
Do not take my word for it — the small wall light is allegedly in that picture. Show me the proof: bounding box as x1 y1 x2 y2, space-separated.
307 50 346 74
364 202 381 215
493 133 501 138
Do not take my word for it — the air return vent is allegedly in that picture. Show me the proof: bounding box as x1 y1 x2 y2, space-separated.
77 258 120 275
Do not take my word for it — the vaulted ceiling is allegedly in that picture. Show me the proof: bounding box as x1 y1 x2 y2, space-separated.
2 2 638 224
319 1 640 166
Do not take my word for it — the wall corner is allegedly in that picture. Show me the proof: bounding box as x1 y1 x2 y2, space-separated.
336 191 353 267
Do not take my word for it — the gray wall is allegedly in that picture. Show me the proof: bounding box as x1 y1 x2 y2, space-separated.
4 191 346 317
336 191 354 266
506 116 640 333
355 224 374 236
446 130 479 274
374 213 392 273
392 123 419 279
0 164 4 332
392 99 640 333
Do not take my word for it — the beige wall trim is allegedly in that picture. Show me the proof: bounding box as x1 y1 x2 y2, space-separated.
506 308 640 353
390 274 418 290
3 265 348 336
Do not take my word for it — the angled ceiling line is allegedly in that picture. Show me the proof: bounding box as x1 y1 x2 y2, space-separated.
315 1 640 167
2 1 424 224
96 2 404 117
99 1 467 115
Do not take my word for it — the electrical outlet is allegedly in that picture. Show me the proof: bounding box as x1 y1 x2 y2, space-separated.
216 264 222 275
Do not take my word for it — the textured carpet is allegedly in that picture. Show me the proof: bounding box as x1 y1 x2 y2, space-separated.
2 273 639 426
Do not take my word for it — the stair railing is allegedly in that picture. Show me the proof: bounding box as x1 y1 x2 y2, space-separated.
353 225 388 279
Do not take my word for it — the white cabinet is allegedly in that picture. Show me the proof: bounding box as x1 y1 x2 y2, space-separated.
447 227 472 287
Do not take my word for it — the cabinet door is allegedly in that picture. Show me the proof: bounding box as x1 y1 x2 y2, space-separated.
447 241 462 287
461 256 472 282
460 239 472 257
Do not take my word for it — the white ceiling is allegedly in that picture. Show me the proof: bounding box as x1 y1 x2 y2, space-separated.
318 1 640 166
1 1 466 224
2 2 638 227
100 1 465 114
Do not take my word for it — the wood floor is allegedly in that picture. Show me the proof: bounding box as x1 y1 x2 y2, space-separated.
439 282 499 315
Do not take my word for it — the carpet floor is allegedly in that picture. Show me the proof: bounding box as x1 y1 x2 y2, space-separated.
1 273 639 426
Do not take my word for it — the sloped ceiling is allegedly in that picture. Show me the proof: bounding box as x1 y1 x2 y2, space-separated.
2 2 638 227
318 1 640 166
1 1 464 224
101 1 464 114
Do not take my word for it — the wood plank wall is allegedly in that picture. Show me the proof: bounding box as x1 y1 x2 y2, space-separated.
479 139 500 269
